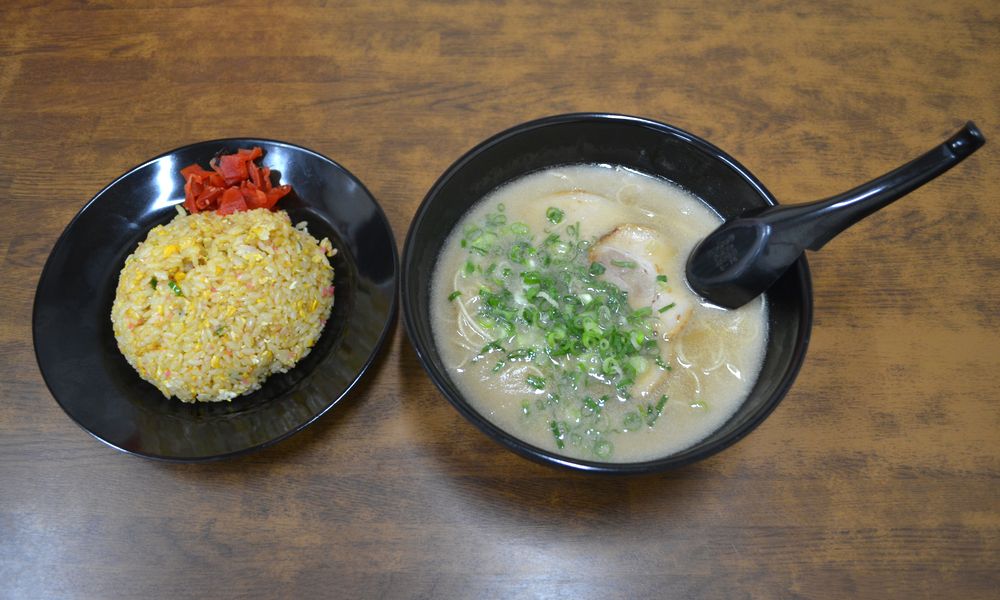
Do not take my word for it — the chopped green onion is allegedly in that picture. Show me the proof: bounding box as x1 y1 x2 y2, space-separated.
167 280 183 296
479 340 503 354
593 439 612 458
455 207 673 458
213 325 228 336
622 411 642 430
149 276 158 290
521 270 541 285
658 302 676 313
611 259 637 269
507 347 537 361
509 241 531 264
645 395 668 427
549 420 565 448
656 274 668 282
582 396 602 416
486 212 507 226
526 375 546 389
448 290 462 301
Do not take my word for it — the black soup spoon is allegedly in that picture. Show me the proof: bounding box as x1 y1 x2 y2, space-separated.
686 122 986 309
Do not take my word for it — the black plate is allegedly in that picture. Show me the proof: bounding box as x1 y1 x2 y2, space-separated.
33 139 398 461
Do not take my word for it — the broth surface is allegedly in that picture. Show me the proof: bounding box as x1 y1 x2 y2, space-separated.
431 164 767 462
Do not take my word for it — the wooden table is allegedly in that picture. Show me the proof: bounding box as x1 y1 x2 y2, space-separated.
2 1 997 598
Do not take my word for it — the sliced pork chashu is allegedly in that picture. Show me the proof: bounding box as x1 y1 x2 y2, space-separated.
589 224 694 394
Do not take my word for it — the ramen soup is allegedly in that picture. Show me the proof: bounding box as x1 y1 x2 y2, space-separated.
430 164 768 462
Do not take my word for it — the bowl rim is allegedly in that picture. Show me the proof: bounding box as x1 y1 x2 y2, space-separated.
33 137 400 462
402 112 813 474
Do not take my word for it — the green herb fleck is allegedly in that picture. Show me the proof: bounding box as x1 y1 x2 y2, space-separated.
593 439 612 458
149 276 158 290
448 290 462 302
622 411 642 430
167 280 183 296
645 395 669 427
546 206 565 224
658 302 676 314
509 222 529 236
549 420 566 448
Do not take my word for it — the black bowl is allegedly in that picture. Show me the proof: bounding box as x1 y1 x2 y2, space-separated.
402 113 813 473
33 139 398 461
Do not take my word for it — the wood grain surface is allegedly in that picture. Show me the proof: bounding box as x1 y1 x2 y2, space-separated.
1 1 998 598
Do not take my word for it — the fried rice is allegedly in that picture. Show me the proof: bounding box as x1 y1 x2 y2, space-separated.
111 207 336 402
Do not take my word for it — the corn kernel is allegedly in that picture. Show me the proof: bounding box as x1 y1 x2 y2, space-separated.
211 355 220 368
174 271 186 282
163 244 179 258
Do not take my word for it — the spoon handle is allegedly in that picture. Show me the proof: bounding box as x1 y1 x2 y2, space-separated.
760 121 986 251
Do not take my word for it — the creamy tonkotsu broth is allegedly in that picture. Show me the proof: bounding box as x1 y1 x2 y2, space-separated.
430 164 767 462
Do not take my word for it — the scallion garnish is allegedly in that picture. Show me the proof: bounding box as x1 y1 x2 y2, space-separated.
149 276 158 290
454 204 673 460
656 274 668 282
645 395 668 427
549 420 565 448
167 280 183 296
658 302 676 313
510 222 530 236
448 290 462 301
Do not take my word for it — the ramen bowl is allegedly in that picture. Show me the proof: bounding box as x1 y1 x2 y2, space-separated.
401 113 812 473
